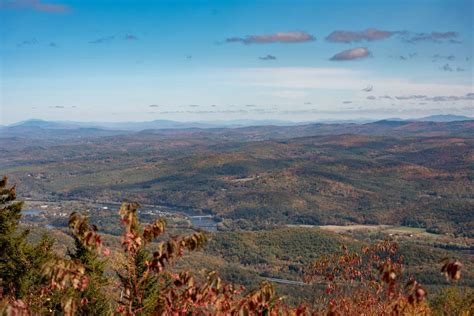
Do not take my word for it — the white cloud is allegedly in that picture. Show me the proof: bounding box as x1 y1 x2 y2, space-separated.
330 47 371 61
226 31 315 44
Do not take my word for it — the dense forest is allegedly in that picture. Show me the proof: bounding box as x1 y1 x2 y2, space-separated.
1 177 472 315
2 121 473 237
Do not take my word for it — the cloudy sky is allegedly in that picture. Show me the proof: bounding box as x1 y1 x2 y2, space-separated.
1 0 473 124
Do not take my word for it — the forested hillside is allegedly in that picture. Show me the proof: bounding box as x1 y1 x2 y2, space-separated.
2 121 473 236
1 178 472 314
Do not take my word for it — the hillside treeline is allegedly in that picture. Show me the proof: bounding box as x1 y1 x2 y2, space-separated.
0 177 472 315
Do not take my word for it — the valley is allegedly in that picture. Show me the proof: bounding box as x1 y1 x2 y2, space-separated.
1 119 473 307
2 120 473 236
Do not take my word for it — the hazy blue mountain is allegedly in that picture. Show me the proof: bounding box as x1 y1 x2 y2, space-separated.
415 115 473 122
4 115 472 137
8 119 83 129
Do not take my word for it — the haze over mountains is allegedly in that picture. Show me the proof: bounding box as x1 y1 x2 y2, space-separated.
2 114 472 132
0 116 471 143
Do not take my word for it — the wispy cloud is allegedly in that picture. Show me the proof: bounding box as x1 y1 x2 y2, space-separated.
366 96 376 100
390 53 417 61
330 47 371 61
438 64 465 72
89 34 138 44
326 28 396 43
148 104 161 108
402 31 459 43
425 93 474 102
159 110 249 115
124 34 139 41
259 54 277 61
0 0 70 13
441 64 453 72
16 38 60 48
376 93 473 102
225 31 315 44
395 95 427 100
227 67 471 96
326 28 461 45
432 54 455 61
362 85 373 92
16 38 38 47
89 36 115 44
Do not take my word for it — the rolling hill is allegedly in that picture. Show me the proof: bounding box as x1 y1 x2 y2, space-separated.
1 120 473 236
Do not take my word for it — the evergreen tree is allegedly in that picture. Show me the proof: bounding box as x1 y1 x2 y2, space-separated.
0 176 54 298
67 213 111 315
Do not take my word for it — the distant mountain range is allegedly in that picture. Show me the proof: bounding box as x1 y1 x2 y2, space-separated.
414 114 474 122
4 118 298 131
2 115 472 132
0 117 472 142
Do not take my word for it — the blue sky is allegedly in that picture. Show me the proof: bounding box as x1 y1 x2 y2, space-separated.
1 0 473 124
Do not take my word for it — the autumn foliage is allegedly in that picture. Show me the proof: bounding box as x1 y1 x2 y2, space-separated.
0 176 470 315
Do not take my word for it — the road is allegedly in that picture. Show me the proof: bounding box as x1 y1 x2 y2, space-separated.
262 277 307 286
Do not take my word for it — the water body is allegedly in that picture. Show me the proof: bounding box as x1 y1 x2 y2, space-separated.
23 209 42 216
